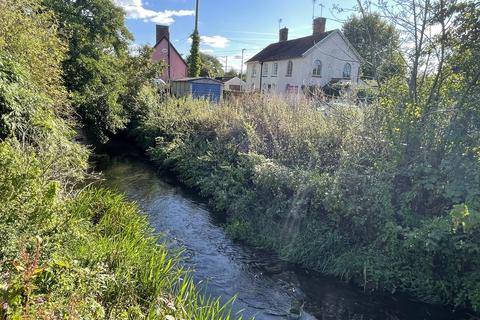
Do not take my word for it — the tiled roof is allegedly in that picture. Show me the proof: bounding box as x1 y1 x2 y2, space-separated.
247 30 334 63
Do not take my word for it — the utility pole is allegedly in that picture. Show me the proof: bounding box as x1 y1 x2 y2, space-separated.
189 0 201 77
195 0 199 32
240 48 246 79
224 56 228 73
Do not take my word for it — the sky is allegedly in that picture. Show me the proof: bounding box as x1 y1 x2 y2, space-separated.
113 0 359 72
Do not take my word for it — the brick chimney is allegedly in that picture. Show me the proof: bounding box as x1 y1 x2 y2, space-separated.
279 27 289 42
313 17 326 35
156 25 169 44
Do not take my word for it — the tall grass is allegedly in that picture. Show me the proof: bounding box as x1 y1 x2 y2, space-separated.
131 92 480 312
0 140 240 319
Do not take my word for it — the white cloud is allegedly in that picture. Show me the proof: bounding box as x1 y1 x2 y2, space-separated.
188 35 230 49
150 10 195 25
200 48 214 53
112 0 194 25
200 35 230 48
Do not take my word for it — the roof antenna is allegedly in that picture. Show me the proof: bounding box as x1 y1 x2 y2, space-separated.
312 0 317 19
278 18 283 31
319 3 325 17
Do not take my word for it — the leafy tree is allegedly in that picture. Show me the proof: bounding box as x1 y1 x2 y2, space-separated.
225 68 239 78
188 30 201 77
187 53 224 78
343 13 405 83
122 45 164 125
199 53 224 78
42 0 133 143
0 0 88 182
0 0 67 110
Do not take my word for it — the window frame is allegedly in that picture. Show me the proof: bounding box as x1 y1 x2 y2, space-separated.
312 59 322 77
343 63 352 79
252 64 257 78
263 63 269 77
286 60 293 77
272 62 278 77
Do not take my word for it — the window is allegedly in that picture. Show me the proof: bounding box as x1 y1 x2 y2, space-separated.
272 63 278 76
252 65 257 78
312 60 322 77
263 63 269 77
343 63 352 79
229 84 241 91
286 60 293 77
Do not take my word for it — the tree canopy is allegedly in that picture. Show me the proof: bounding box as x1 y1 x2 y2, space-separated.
343 13 406 83
40 0 161 143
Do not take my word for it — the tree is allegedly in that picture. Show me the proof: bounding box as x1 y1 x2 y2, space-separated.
225 68 238 78
343 13 405 83
188 30 201 77
187 52 224 78
199 53 224 78
0 0 67 109
122 45 164 125
42 0 133 143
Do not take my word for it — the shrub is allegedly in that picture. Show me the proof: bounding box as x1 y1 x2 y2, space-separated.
137 93 480 311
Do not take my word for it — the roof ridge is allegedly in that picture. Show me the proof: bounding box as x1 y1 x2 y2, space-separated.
246 30 336 63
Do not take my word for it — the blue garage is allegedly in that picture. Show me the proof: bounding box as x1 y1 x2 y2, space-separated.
171 77 223 103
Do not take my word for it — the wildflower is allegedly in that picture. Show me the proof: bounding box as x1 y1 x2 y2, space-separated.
35 297 45 304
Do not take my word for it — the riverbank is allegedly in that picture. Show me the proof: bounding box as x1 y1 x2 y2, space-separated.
96 145 475 320
0 2 238 316
0 139 240 319
127 93 480 313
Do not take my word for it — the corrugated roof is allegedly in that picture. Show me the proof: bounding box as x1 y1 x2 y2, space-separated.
247 30 334 63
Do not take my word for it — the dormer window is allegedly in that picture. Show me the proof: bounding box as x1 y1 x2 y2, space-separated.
263 63 269 77
312 60 322 77
286 60 293 77
343 63 352 79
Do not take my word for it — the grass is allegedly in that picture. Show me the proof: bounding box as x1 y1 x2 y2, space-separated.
0 140 241 319
129 92 480 312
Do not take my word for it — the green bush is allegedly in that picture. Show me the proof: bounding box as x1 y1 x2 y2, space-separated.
0 1 239 318
135 93 480 311
0 140 239 319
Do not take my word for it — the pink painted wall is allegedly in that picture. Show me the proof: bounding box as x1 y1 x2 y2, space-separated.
152 38 188 81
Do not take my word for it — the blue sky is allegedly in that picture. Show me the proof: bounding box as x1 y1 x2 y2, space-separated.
114 0 359 71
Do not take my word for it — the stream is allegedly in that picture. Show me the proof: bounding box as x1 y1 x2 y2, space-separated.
99 148 472 320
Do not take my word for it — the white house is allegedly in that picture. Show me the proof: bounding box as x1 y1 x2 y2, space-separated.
246 17 363 95
215 76 247 92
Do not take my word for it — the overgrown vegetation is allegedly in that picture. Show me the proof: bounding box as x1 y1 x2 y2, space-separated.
128 0 480 310
0 0 238 318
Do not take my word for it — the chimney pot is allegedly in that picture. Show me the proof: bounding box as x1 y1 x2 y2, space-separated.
313 17 326 35
279 27 289 42
156 25 170 44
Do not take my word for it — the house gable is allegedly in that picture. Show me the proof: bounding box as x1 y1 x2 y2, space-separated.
152 37 188 81
302 30 364 63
